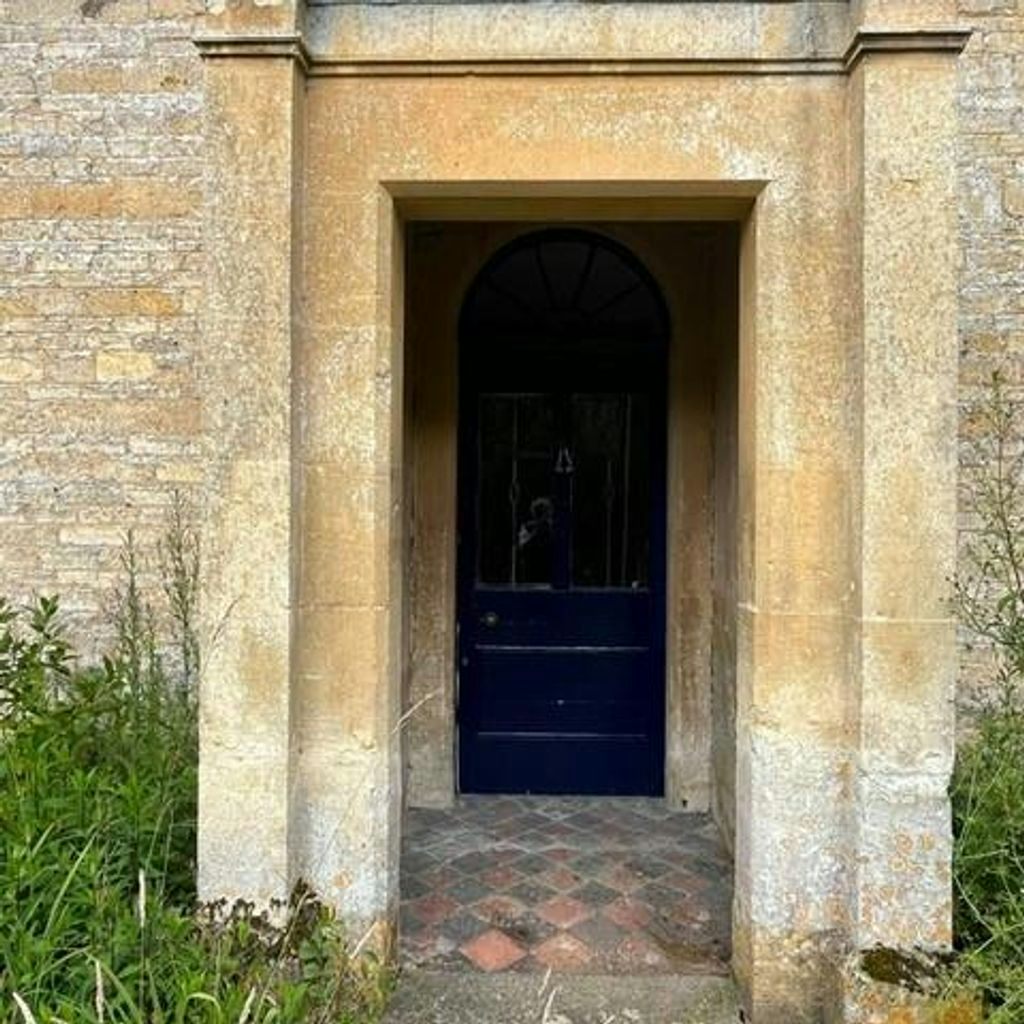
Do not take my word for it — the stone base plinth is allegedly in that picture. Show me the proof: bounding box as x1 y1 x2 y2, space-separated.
830 950 982 1024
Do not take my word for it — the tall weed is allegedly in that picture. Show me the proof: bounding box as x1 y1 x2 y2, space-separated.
949 372 1024 1019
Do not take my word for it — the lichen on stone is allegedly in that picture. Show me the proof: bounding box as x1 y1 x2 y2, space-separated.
80 0 118 17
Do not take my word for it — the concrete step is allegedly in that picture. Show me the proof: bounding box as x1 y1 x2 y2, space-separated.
383 971 742 1024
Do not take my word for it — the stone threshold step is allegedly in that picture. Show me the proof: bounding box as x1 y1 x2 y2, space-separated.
383 970 741 1024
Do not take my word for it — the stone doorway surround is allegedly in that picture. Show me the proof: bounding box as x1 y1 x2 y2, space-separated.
404 219 738 819
194 2 968 1020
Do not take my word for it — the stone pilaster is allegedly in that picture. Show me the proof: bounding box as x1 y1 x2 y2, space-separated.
292 176 405 943
731 180 859 1024
195 0 306 910
847 10 968 956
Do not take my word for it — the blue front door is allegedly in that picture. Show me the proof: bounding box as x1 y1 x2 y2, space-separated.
456 230 668 795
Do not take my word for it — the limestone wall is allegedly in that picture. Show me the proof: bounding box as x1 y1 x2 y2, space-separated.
956 0 1024 715
0 0 205 650
0 0 1021 704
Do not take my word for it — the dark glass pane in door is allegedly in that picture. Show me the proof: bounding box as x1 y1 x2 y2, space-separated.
570 393 650 589
477 393 556 586
623 396 652 588
478 396 513 584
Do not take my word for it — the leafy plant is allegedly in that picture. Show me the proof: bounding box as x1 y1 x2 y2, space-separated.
0 501 390 1023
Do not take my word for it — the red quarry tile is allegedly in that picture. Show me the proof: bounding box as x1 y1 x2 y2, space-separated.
400 798 732 975
660 868 711 895
532 932 594 971
603 897 653 931
418 865 462 890
460 929 527 972
494 815 533 838
408 893 458 926
479 865 522 890
602 862 648 893
539 864 581 892
535 894 591 929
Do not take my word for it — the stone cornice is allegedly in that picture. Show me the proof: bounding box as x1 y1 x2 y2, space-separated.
194 25 971 78
843 28 972 71
194 32 312 72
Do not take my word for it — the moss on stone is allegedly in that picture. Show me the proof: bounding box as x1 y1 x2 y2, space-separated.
860 947 935 992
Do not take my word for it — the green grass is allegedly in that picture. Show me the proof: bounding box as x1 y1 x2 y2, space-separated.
947 709 1024 1022
0 572 390 1022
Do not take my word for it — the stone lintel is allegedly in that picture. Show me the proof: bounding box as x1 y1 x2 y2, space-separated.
306 56 845 78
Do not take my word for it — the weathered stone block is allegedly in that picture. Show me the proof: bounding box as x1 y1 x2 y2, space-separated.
1005 177 1024 217
0 183 200 221
95 351 157 381
0 356 43 383
85 289 181 318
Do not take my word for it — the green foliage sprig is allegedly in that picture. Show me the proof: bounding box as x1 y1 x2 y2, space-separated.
949 371 1024 1020
956 370 1024 711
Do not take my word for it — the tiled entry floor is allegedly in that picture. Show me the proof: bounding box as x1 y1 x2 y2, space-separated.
399 797 732 975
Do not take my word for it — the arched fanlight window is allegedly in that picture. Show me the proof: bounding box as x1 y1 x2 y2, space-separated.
460 229 669 353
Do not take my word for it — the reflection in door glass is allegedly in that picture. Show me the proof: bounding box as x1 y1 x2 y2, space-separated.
478 394 556 586
570 394 650 589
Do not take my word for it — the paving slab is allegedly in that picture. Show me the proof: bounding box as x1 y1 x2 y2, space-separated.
383 970 742 1024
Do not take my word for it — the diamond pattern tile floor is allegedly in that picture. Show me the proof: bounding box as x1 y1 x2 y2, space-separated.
400 797 732 975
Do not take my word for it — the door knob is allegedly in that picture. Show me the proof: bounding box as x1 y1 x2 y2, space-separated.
480 611 500 628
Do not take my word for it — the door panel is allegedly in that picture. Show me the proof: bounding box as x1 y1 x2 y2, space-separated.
461 735 658 796
472 650 652 731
